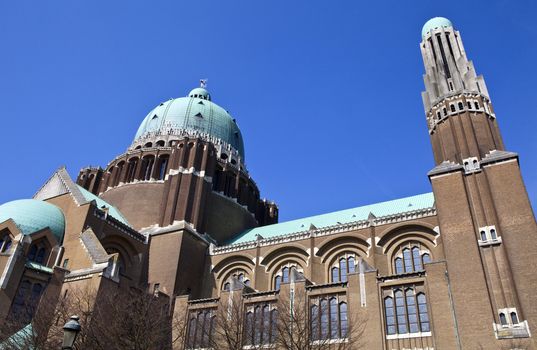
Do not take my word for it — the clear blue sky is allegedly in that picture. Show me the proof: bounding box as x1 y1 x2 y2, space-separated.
1 1 536 223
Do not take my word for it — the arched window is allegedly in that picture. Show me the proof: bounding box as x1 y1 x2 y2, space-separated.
270 309 278 342
311 304 319 340
157 155 169 180
222 269 250 291
156 140 165 147
244 312 253 345
339 258 348 282
282 267 289 283
422 253 431 265
254 306 263 344
320 298 329 339
331 253 357 282
186 309 215 349
510 312 519 324
403 249 412 272
474 101 480 109
140 156 155 181
467 101 472 109
244 303 277 346
329 298 338 338
384 297 396 335
274 276 281 290
480 230 487 241
331 267 339 283
223 282 230 291
412 247 423 271
417 293 430 332
443 107 447 116
126 158 138 182
395 290 407 334
348 256 356 273
500 312 508 326
395 258 403 274
262 305 270 343
458 102 464 110
340 302 348 337
490 229 497 240
450 104 456 112
383 288 430 336
394 243 431 274
406 289 419 333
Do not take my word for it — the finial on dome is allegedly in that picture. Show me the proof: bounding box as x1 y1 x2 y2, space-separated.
200 79 208 88
422 17 453 39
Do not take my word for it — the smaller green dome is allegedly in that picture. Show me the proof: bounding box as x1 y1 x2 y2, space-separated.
188 88 211 101
422 17 453 38
0 199 65 243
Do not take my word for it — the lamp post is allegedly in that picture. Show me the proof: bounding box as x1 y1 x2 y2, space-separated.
62 315 81 349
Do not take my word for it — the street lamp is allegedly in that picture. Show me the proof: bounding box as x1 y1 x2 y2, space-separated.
62 315 81 349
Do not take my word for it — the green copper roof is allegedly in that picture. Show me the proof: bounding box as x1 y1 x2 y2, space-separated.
229 192 435 244
25 261 53 274
0 323 34 349
134 87 245 159
76 185 131 227
0 199 65 243
422 17 453 38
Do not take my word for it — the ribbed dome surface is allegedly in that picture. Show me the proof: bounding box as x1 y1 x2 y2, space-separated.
134 88 245 159
0 199 65 243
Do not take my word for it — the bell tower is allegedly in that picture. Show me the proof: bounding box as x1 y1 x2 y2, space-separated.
421 18 537 348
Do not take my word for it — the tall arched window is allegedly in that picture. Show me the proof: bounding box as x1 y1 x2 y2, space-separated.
274 263 300 290
310 294 348 340
320 298 329 339
383 287 430 336
395 258 403 274
140 156 155 181
274 276 281 291
157 155 169 180
330 253 358 283
244 303 277 346
329 298 338 338
393 243 432 274
395 290 407 334
384 297 396 335
500 313 508 326
311 304 319 340
510 312 519 324
412 247 423 271
340 302 348 337
282 267 289 283
339 259 348 282
458 102 464 110
186 309 214 349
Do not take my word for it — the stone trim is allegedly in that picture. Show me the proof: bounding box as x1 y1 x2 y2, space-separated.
211 207 437 255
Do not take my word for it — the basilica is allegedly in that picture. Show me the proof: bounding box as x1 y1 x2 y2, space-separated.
0 18 536 349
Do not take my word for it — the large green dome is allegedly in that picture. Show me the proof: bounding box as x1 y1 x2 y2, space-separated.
0 199 65 243
134 87 245 159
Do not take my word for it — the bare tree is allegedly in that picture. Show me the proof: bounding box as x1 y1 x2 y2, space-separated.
1 284 188 350
274 286 366 350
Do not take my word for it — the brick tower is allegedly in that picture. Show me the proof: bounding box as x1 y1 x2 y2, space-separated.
421 17 537 348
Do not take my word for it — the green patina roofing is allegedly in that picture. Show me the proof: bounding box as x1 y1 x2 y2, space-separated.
76 185 131 227
0 323 34 349
0 199 65 243
25 261 53 274
229 192 435 245
422 17 453 38
134 88 245 159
